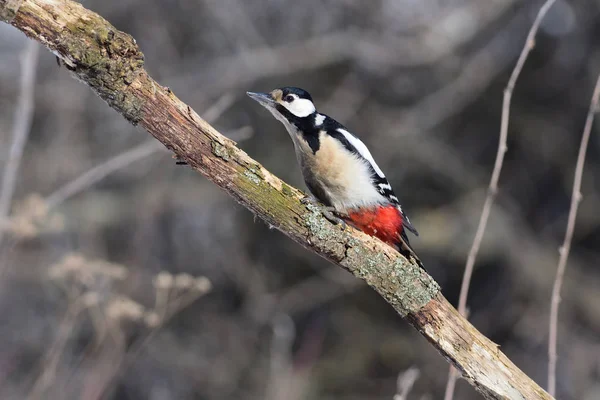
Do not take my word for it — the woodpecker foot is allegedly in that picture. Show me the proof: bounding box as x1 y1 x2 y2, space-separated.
300 196 313 205
301 197 347 227
321 207 347 227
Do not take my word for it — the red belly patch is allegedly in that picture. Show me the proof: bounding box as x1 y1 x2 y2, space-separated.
346 205 403 246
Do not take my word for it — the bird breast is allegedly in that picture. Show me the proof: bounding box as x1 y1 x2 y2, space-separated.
294 132 386 211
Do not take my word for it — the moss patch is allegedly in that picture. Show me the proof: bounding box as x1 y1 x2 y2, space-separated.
281 183 294 197
60 9 145 123
0 0 22 23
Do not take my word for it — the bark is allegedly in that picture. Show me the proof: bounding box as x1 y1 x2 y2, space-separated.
0 1 553 398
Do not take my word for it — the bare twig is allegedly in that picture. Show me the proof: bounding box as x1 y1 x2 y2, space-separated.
394 367 420 400
444 1 558 398
45 94 237 209
265 313 296 400
44 140 162 208
93 272 211 398
387 12 525 137
547 73 600 396
27 296 89 400
0 39 38 245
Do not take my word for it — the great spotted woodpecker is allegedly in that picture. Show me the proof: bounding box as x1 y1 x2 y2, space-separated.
247 87 422 266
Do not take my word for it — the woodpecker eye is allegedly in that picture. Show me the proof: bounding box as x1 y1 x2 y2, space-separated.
284 95 295 102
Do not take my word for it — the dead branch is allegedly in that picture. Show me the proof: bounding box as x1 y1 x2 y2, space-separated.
0 1 554 399
43 94 237 209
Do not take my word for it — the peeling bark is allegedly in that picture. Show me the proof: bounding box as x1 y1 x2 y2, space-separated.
0 1 554 398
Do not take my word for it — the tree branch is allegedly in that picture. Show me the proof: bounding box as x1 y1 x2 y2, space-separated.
0 1 553 398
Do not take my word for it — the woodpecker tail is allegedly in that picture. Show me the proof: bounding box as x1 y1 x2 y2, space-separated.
397 230 426 271
346 205 425 271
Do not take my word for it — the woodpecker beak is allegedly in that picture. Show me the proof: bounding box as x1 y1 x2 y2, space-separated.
247 91 275 108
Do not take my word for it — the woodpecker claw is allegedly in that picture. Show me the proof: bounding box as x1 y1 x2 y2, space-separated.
300 196 313 205
320 206 348 228
324 211 347 228
301 196 347 227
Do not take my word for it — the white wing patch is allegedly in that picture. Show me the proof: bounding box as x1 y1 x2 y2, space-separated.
337 128 386 178
314 113 326 126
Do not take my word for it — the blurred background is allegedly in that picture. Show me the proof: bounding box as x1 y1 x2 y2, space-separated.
1 0 599 399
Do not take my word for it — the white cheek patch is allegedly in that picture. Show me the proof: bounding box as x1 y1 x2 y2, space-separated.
282 97 316 117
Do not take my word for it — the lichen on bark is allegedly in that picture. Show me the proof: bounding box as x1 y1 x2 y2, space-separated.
301 202 440 316
61 15 145 123
342 239 440 316
0 0 22 22
13 0 146 123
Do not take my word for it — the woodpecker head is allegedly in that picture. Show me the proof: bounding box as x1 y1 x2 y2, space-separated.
247 87 317 126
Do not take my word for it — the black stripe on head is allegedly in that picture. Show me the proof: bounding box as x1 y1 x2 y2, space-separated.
280 87 313 101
